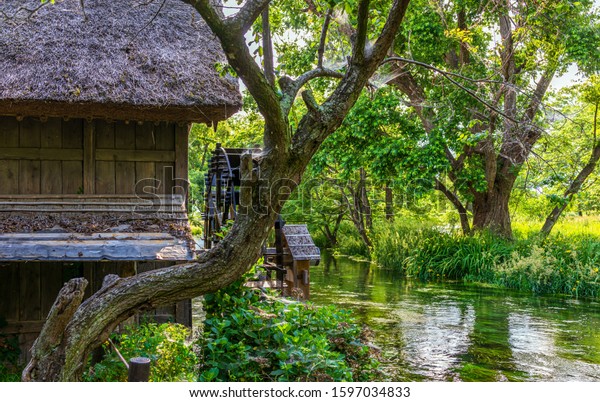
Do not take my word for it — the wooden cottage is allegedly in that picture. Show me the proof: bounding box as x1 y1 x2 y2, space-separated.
0 0 241 361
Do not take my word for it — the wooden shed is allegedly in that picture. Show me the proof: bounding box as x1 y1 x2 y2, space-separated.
0 0 241 362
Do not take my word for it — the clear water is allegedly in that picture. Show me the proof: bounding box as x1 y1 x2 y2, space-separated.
310 253 600 381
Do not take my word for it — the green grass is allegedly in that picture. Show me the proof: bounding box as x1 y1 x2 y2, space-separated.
370 218 600 299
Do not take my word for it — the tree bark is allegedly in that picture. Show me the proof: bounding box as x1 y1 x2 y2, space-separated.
434 178 471 235
22 278 87 381
471 172 515 238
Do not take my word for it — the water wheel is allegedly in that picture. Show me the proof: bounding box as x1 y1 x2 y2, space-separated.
203 144 239 249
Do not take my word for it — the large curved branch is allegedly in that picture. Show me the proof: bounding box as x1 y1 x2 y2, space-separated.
291 0 411 154
184 0 288 151
279 68 345 115
229 0 272 34
382 57 518 124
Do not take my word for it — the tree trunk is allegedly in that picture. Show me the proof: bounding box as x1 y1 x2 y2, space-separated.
541 102 599 236
385 182 394 222
359 168 373 230
434 178 470 235
471 177 514 238
341 174 373 251
322 211 344 247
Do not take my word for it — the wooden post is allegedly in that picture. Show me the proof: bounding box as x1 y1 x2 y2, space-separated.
128 357 151 382
83 120 96 194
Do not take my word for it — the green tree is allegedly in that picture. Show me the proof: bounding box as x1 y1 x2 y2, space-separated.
385 0 600 237
540 76 600 235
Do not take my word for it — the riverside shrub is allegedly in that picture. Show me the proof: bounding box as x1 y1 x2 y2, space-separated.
372 222 600 298
84 322 198 382
197 276 381 382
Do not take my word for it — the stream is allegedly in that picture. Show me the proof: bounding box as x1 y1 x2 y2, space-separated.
309 253 600 381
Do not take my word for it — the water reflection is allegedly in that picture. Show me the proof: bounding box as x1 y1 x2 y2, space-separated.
310 253 600 381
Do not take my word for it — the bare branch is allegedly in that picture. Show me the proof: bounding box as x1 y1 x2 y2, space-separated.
499 12 517 126
184 0 287 151
279 68 345 115
0 0 50 24
133 0 167 38
229 0 272 34
523 69 555 123
382 56 519 124
262 6 275 86
354 0 370 64
367 0 411 62
317 8 333 68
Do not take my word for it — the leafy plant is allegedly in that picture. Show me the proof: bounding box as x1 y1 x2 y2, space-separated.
84 322 198 382
198 275 381 382
0 316 21 382
371 220 600 299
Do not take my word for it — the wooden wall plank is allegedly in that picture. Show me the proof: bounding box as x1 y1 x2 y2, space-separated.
0 264 19 321
83 263 94 299
19 118 41 148
174 125 189 197
19 160 40 194
41 118 62 148
84 121 96 194
155 123 175 196
41 263 64 317
0 118 20 195
0 161 19 194
115 122 135 149
62 161 83 194
41 160 62 194
19 263 41 321
155 123 175 151
0 116 20 147
156 163 175 195
115 161 136 194
95 161 116 194
136 122 155 150
136 162 156 194
95 121 115 149
114 122 136 195
0 148 82 160
95 121 115 195
62 119 83 149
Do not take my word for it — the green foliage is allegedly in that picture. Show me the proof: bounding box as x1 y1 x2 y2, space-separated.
198 276 381 382
0 316 21 382
372 221 600 299
334 222 371 258
84 322 198 382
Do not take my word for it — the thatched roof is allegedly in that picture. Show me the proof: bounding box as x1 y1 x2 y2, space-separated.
0 0 241 123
